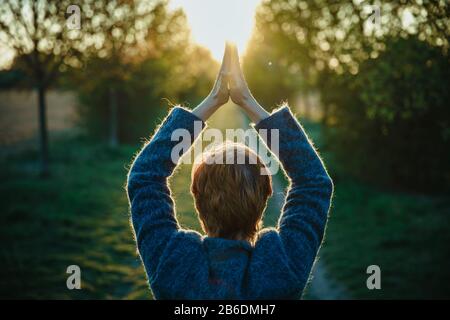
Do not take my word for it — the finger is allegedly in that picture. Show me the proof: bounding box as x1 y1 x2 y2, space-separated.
212 44 229 94
210 51 226 97
230 43 243 77
219 42 231 76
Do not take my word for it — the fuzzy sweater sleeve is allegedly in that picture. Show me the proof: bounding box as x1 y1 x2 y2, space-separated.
255 106 334 289
126 107 205 281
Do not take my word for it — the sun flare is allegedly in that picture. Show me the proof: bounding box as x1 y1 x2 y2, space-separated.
169 0 261 61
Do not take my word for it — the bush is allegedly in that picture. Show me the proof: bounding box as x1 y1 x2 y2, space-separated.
322 37 450 193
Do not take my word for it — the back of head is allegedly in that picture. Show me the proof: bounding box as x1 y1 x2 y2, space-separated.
191 143 272 243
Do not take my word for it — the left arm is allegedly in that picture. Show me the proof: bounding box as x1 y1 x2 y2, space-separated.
127 106 205 280
127 44 230 281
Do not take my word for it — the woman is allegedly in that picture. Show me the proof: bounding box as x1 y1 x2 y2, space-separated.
126 43 333 299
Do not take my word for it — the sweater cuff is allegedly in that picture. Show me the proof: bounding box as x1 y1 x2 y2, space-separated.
170 106 205 128
254 106 292 131
161 106 206 141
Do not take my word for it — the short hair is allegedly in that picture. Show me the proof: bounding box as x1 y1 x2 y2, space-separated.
191 143 273 243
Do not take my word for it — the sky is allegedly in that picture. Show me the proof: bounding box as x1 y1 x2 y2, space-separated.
169 0 262 61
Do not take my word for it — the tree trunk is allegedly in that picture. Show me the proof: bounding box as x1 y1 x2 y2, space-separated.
109 87 118 147
37 85 49 177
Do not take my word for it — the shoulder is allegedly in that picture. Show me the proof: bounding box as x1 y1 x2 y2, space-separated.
153 229 206 280
248 228 303 298
255 227 280 244
151 229 209 298
164 229 204 253
253 227 287 259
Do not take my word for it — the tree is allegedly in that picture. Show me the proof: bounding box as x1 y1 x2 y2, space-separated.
0 0 162 176
244 0 450 191
247 0 449 80
322 37 450 191
73 2 218 144
245 0 449 110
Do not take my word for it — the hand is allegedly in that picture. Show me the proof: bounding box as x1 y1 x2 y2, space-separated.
228 43 269 123
192 44 231 121
209 43 231 107
228 43 252 108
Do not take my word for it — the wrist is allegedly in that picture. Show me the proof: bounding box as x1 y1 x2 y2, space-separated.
192 96 219 121
242 96 260 111
242 97 269 123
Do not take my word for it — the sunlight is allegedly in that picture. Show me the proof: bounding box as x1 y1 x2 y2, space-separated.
0 45 14 69
169 0 261 60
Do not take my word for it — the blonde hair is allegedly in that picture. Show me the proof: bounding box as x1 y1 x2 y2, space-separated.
191 143 272 243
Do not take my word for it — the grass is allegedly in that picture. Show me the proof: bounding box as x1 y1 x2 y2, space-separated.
302 120 450 299
1 117 449 299
321 179 450 299
0 136 148 299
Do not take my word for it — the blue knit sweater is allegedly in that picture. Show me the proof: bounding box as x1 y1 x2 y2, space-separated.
127 106 333 300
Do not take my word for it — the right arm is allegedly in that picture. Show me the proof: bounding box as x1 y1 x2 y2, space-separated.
255 106 334 288
229 42 333 289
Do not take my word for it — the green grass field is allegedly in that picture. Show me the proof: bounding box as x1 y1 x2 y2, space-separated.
0 137 148 299
1 116 449 299
302 121 450 299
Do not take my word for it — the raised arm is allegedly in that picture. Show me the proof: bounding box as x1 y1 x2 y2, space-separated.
228 43 333 289
126 107 205 279
255 106 334 289
127 44 231 281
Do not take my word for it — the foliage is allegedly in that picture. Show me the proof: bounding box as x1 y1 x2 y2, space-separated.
244 0 450 191
0 0 167 83
248 0 449 77
71 4 217 143
322 37 450 192
0 0 173 174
